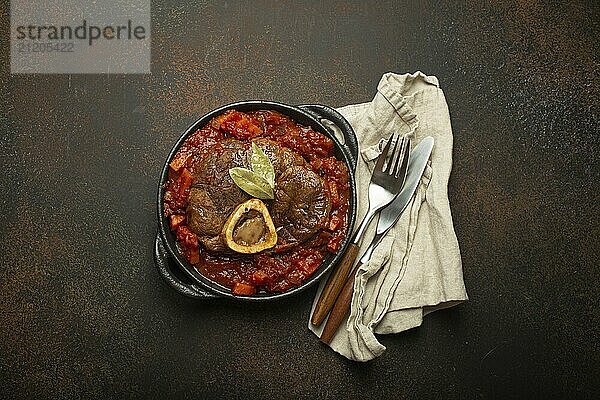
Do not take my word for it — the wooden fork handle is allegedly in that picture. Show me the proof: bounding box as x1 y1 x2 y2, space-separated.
320 262 361 344
311 243 359 326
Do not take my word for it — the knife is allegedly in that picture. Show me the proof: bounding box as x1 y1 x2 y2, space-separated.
319 136 434 344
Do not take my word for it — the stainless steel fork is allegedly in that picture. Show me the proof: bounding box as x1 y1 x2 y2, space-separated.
311 134 411 326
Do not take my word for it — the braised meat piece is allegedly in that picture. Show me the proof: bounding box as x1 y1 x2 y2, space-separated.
187 138 330 254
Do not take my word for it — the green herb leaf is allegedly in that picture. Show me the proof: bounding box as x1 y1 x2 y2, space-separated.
250 142 275 188
229 167 275 200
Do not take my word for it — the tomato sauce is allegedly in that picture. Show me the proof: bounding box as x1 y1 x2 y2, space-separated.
163 110 350 295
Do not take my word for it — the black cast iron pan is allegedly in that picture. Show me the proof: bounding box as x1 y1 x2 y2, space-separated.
155 101 358 301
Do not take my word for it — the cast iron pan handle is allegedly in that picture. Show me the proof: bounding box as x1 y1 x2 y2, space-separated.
154 233 219 299
298 104 359 171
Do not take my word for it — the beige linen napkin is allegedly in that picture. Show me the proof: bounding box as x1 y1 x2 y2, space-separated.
309 71 468 361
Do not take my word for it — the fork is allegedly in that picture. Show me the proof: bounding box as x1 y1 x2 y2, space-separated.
311 134 411 326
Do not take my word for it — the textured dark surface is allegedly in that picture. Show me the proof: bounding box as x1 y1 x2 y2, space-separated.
1 1 599 399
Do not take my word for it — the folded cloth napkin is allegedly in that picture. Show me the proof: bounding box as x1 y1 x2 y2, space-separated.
308 71 468 361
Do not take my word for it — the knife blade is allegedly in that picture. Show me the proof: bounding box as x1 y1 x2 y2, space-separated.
359 136 434 264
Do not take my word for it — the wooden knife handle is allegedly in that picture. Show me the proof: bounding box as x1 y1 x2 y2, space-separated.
311 243 359 326
320 262 361 344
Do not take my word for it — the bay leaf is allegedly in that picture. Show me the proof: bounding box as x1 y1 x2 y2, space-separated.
229 167 275 200
250 142 275 188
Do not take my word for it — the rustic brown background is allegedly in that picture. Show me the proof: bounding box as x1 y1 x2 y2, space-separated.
1 1 599 399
